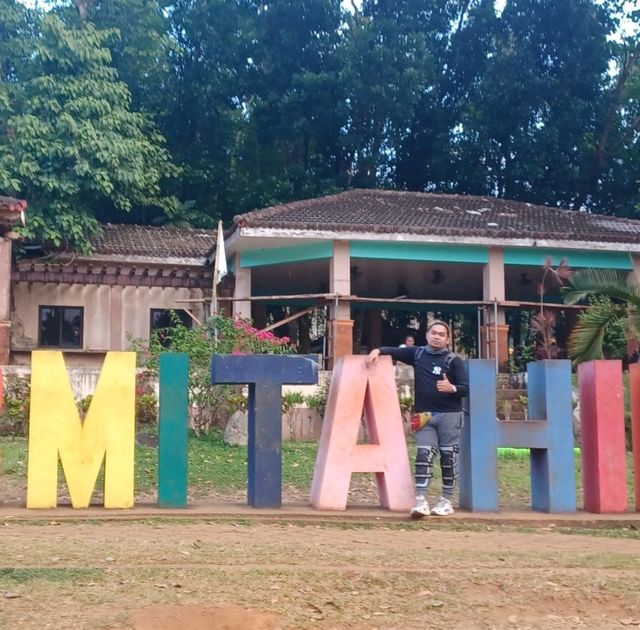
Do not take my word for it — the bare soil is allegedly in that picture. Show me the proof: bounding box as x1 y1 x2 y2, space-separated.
2 471 640 629
1 515 640 630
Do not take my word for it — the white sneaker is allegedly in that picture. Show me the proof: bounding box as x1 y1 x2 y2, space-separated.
410 496 430 518
431 496 454 516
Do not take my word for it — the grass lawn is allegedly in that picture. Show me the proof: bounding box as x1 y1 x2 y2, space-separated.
1 431 636 509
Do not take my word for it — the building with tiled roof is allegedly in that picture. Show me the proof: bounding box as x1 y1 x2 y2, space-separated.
10 223 217 366
232 189 640 248
0 195 27 232
226 189 640 367
89 224 217 261
7 189 640 368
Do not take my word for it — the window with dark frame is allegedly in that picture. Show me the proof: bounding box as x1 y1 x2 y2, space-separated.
150 308 193 348
38 306 84 348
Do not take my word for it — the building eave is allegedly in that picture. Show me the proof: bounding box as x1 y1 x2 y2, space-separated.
226 226 640 254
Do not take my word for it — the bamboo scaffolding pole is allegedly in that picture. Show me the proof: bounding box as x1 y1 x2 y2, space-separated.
259 306 316 333
176 294 586 309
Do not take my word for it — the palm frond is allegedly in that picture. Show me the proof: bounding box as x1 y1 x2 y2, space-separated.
568 303 627 364
563 268 640 306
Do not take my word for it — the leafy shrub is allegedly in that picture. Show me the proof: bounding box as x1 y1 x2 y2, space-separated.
135 371 158 426
76 394 93 420
131 313 294 434
398 393 414 414
304 378 330 418
136 394 158 426
282 390 305 414
0 374 30 436
509 343 536 374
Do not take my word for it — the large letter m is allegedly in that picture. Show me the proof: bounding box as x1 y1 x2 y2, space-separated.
27 351 136 509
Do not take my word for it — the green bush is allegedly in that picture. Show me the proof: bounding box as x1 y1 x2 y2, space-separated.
0 374 30 436
131 313 294 434
76 394 93 420
282 390 305 414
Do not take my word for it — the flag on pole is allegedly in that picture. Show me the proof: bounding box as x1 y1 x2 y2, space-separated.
213 220 227 285
211 220 227 316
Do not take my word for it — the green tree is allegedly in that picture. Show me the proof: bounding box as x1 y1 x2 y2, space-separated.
398 0 614 209
563 268 640 364
341 0 449 187
73 0 176 118
0 0 35 84
233 0 345 210
0 13 178 249
160 0 253 221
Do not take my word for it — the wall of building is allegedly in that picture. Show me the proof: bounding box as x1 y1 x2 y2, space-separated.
10 282 206 367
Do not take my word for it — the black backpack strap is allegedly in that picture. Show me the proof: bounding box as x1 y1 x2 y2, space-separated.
444 351 457 373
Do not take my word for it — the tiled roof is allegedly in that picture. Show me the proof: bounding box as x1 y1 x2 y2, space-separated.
0 195 27 210
234 189 640 244
0 195 27 223
90 224 216 259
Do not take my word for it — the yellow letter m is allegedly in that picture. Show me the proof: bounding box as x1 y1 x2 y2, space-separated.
27 351 136 509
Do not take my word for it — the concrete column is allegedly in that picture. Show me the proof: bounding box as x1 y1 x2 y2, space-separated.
110 285 123 350
233 252 252 320
329 240 352 365
0 239 11 320
482 247 508 369
483 247 506 322
0 239 12 364
631 253 640 283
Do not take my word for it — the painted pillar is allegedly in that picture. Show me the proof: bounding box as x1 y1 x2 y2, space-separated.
158 353 190 508
578 361 627 514
0 238 12 365
628 363 640 512
579 360 628 513
329 240 352 367
482 247 509 371
459 359 576 512
233 251 252 320
110 285 124 350
211 354 318 508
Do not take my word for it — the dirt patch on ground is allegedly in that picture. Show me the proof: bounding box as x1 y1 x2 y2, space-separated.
1 519 639 629
122 603 279 629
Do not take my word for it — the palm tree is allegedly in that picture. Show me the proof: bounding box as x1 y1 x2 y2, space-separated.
562 268 640 364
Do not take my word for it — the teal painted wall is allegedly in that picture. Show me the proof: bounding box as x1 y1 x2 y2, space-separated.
238 240 632 270
240 242 333 267
504 248 633 269
350 241 489 263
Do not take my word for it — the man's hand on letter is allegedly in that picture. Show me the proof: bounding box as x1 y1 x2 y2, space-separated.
367 348 381 364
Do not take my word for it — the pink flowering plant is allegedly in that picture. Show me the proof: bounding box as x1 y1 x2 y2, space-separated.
131 312 294 433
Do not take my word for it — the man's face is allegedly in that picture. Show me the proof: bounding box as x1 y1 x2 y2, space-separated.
426 324 449 349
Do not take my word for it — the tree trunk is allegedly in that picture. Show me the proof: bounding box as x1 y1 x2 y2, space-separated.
75 0 94 23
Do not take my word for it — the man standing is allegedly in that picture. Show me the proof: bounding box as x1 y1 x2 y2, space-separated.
368 320 468 517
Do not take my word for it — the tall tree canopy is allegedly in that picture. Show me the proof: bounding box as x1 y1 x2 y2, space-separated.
0 5 178 249
2 0 640 249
